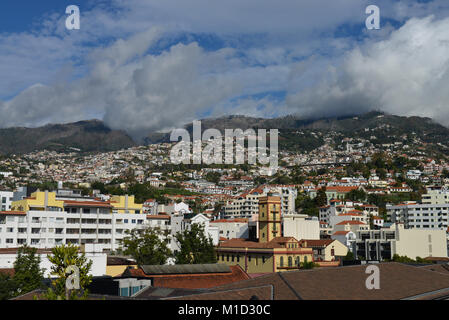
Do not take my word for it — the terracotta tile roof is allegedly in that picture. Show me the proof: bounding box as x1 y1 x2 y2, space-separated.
326 186 359 193
339 212 362 216
300 239 334 247
332 231 350 236
336 220 366 225
146 214 170 219
121 265 250 289
211 218 249 224
0 211 26 215
218 237 306 250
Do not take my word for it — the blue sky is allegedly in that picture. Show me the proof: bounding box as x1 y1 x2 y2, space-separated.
0 1 90 33
0 0 449 140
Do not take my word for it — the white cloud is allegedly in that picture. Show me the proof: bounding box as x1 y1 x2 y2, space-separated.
1 1 449 140
286 16 449 125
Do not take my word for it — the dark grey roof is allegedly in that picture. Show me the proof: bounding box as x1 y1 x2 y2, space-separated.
134 287 207 299
140 264 230 275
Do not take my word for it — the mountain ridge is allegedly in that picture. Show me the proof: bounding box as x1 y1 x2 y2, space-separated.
1 111 448 155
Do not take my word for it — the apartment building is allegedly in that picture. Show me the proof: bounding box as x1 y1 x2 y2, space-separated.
352 224 448 260
222 185 297 219
1 191 149 251
422 188 449 205
319 200 378 227
211 218 249 240
0 191 13 211
387 203 449 230
222 189 261 219
282 213 320 241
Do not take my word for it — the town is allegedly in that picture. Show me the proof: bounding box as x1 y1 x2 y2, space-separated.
2 123 449 301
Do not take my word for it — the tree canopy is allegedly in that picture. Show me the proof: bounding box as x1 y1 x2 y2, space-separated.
121 227 172 266
174 223 217 264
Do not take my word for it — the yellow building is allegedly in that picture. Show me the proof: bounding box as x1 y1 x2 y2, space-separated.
11 191 64 212
217 194 313 274
110 195 143 214
259 195 282 242
11 192 144 214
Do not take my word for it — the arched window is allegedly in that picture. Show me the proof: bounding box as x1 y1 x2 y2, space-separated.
288 257 293 267
304 256 308 263
296 257 300 266
280 256 284 267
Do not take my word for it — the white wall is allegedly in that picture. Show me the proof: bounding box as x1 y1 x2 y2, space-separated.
394 225 448 259
283 214 320 240
0 191 13 211
0 251 107 277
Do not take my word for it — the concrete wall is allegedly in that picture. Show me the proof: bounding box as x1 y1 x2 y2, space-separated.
394 225 448 258
0 251 107 277
283 214 320 241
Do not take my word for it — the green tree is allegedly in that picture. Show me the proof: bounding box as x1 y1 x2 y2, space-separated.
295 193 319 216
345 189 367 202
315 187 328 207
205 172 221 184
121 227 172 266
44 244 93 300
174 223 217 264
343 251 355 261
0 274 17 300
301 261 318 269
13 246 44 296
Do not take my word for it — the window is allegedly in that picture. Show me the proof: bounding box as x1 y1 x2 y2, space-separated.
120 287 129 297
288 256 293 267
280 257 284 267
132 286 140 295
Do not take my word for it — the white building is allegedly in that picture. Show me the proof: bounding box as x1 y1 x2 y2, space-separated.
282 213 320 241
0 244 107 277
0 208 147 252
210 218 249 240
189 214 219 246
387 203 449 230
158 202 191 215
422 188 449 205
0 191 13 211
353 224 448 260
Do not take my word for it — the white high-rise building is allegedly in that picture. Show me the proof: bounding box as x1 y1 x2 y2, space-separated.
0 191 13 211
